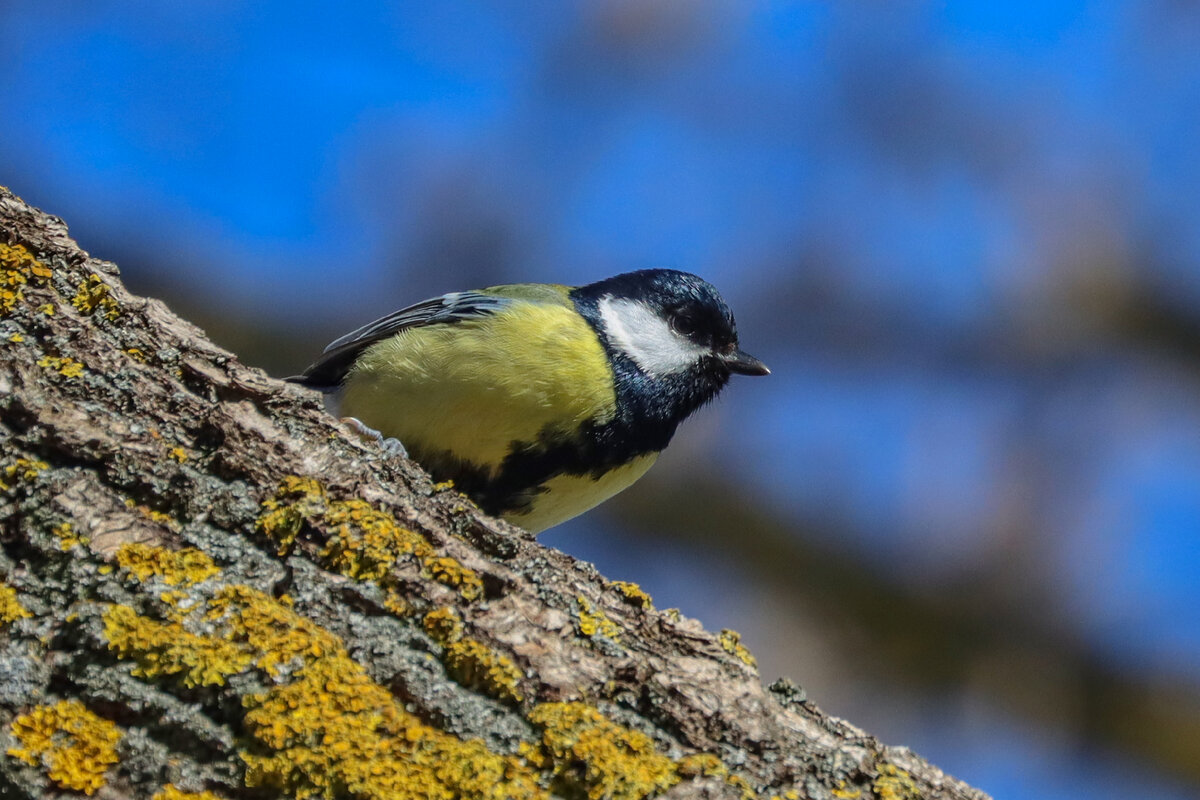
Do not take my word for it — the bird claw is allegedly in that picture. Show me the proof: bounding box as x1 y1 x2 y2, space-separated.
341 417 408 459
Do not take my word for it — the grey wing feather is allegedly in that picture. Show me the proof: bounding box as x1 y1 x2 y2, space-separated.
287 291 513 390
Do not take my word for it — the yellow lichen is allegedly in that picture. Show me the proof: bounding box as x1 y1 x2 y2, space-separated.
8 332 23 343
103 604 253 687
37 355 84 378
873 763 919 800
0 458 49 491
153 785 228 800
158 589 190 609
2 458 48 484
210 587 542 798
0 242 51 317
677 752 726 779
679 753 760 800
529 702 679 800
52 522 89 551
576 596 620 641
0 582 31 624
723 774 755 800
123 498 178 529
610 581 653 609
168 447 188 463
422 607 463 645
6 700 122 795
125 347 148 362
104 584 349 689
444 639 525 704
40 303 55 315
382 592 410 616
256 476 329 555
423 556 483 601
718 629 757 669
105 538 759 800
258 477 486 609
205 585 343 678
115 543 220 587
108 554 548 800
71 273 121 320
831 784 862 799
319 499 432 580
241 652 545 800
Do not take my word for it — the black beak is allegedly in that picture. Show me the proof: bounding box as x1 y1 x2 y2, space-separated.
723 348 770 376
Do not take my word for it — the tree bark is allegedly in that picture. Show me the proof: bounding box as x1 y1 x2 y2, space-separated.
0 185 989 800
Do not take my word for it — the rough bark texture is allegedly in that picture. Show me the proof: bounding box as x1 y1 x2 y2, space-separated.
0 185 989 800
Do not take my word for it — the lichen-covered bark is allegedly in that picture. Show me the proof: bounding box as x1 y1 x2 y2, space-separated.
0 185 990 800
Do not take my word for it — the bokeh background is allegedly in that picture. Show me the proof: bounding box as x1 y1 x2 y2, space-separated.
5 3 1200 798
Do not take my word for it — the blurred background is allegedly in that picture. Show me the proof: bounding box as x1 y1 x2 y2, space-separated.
4 2 1200 798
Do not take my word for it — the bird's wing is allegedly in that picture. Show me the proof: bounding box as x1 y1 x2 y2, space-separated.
288 291 517 390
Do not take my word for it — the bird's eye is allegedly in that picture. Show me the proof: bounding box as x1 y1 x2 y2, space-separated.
670 313 698 338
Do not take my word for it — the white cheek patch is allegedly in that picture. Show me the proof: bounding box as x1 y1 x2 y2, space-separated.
598 296 709 376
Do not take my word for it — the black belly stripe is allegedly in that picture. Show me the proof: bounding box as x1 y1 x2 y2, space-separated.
415 416 670 517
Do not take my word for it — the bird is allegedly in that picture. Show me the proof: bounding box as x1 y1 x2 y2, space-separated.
289 269 768 533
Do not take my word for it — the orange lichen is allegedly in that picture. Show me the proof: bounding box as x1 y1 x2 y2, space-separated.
7 700 122 795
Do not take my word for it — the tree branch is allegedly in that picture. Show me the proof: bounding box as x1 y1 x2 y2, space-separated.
0 185 988 800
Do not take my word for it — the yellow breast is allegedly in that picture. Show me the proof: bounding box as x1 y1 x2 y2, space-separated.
337 301 638 531
503 452 658 532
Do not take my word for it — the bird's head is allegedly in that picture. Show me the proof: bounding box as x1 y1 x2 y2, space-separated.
572 269 768 435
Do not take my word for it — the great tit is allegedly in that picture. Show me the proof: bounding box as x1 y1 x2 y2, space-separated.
290 269 768 533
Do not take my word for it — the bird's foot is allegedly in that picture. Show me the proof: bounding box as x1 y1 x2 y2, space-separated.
340 417 408 458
